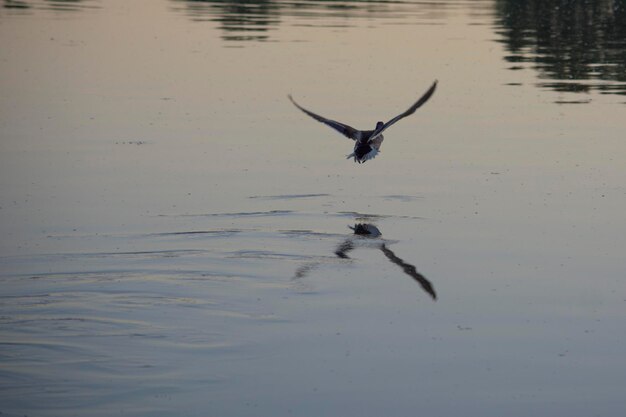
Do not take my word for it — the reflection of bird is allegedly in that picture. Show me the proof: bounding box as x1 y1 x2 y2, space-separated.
349 223 381 237
288 81 437 163
380 244 437 300
335 223 382 258
334 223 437 300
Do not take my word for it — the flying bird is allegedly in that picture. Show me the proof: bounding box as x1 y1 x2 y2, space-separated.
288 80 437 163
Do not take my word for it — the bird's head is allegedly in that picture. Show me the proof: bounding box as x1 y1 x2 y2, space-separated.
375 121 384 130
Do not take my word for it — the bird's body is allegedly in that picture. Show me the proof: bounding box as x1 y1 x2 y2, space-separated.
347 129 384 163
288 80 437 163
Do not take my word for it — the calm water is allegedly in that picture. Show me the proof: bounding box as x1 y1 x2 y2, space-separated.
1 0 625 416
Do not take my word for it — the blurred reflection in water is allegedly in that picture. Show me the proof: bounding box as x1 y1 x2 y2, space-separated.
169 0 626 99
495 0 626 96
171 0 279 42
3 0 96 12
169 0 464 42
295 223 437 300
3 0 30 9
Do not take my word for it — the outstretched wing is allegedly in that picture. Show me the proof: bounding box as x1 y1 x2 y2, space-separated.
288 94 359 140
367 80 438 142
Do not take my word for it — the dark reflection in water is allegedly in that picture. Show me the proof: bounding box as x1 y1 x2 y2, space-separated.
3 0 30 9
379 243 436 300
296 223 436 300
171 0 626 98
3 0 95 12
495 0 626 96
170 0 459 42
171 0 279 42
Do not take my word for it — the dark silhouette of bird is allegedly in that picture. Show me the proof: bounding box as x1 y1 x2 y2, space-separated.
288 81 437 163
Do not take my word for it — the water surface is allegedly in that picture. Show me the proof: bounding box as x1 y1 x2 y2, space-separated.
1 1 625 416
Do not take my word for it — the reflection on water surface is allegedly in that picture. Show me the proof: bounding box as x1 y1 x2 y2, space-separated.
169 0 479 41
297 222 438 299
169 0 626 98
7 0 624 97
2 0 626 415
496 0 626 96
3 0 96 12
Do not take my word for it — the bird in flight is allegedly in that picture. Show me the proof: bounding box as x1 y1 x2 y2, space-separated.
288 80 437 163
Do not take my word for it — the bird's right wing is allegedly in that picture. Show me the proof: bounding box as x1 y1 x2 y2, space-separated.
288 95 359 140
367 80 438 142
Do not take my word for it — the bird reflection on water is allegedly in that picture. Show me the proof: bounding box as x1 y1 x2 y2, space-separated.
295 223 436 300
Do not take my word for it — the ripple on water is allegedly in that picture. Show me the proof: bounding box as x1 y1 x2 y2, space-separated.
0 207 436 416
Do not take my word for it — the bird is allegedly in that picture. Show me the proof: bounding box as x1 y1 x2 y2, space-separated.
288 80 437 163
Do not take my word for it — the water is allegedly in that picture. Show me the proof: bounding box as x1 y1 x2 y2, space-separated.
1 1 625 416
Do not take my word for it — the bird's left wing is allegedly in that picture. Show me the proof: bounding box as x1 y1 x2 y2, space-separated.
367 80 437 142
288 95 359 140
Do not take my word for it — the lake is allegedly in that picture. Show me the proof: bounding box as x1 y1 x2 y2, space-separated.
1 0 625 416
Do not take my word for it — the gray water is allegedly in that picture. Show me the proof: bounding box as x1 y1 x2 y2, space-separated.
1 1 625 416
